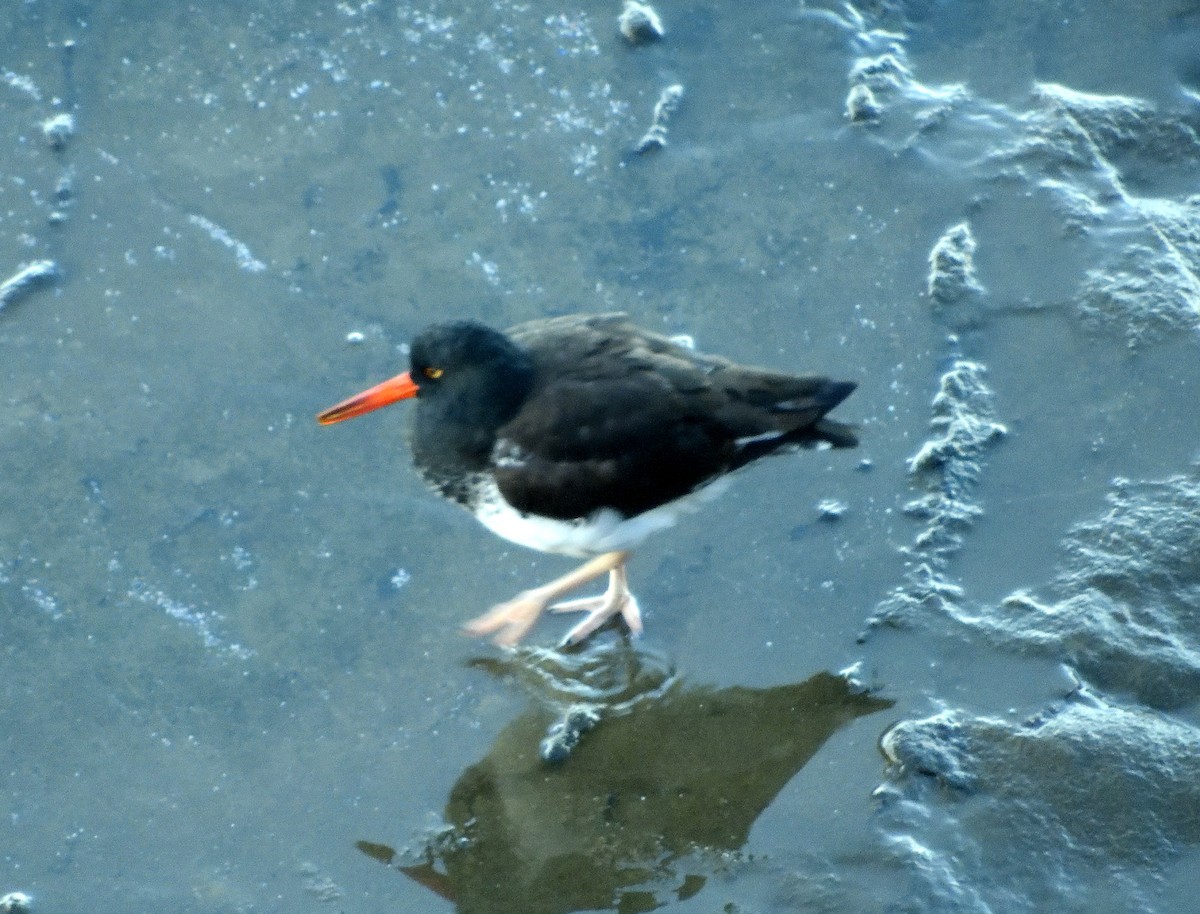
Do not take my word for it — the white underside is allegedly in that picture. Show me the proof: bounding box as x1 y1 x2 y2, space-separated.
472 475 730 558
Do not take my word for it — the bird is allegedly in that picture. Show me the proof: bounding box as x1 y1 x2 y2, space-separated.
317 313 857 648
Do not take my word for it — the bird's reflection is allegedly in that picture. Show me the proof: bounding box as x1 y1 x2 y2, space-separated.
358 643 891 913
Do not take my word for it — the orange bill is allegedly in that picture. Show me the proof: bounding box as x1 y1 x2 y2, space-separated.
317 371 418 425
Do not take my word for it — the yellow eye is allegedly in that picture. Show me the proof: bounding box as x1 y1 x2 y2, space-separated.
423 366 444 380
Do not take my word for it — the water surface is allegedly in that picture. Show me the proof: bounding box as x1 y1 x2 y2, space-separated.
3 1 1200 911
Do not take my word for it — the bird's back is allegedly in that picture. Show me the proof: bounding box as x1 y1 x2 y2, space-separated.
492 314 856 521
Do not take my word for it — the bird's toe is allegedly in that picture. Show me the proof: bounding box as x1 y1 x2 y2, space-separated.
619 593 643 637
559 591 641 647
462 590 549 647
548 595 608 614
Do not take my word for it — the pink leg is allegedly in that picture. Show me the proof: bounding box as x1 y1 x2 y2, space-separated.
461 550 635 648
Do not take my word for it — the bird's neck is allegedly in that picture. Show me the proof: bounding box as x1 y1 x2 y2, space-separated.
411 357 534 502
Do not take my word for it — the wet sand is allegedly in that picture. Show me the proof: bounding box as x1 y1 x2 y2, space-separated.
3 2 1200 912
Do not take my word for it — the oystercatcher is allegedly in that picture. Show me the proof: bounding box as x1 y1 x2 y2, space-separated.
318 313 857 647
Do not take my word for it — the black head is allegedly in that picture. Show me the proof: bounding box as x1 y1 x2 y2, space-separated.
407 321 535 449
317 320 535 432
409 321 531 395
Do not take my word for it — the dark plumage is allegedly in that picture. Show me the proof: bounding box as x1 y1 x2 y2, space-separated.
318 313 857 646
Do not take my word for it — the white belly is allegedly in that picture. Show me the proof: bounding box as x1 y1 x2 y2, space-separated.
471 476 729 558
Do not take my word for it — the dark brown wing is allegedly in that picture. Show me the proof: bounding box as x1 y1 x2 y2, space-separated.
494 314 856 520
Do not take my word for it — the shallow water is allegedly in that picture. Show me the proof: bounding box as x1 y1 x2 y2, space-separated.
3 1 1200 912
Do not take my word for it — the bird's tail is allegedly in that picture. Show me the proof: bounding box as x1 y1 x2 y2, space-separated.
730 378 859 467
803 379 857 448
783 379 859 449
810 416 858 448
